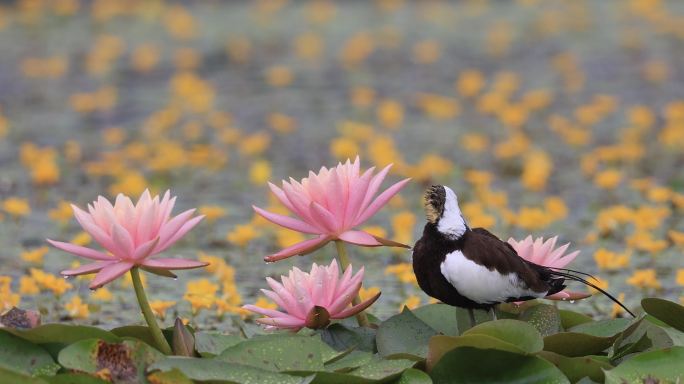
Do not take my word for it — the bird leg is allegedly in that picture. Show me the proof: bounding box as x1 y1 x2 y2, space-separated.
490 307 497 321
468 308 476 328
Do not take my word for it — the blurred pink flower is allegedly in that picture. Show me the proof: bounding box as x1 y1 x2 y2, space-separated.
507 235 591 301
253 157 411 262
48 190 207 289
242 260 380 331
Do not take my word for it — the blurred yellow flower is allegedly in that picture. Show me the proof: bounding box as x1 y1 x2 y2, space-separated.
226 224 259 247
593 169 622 189
461 133 489 153
400 295 421 310
359 286 381 302
2 197 31 218
249 160 272 185
330 137 360 160
150 300 176 320
239 132 271 157
184 279 219 313
594 248 630 271
676 269 684 286
0 276 20 311
91 288 113 301
586 276 608 294
265 66 293 87
49 201 74 224
268 113 297 134
627 269 660 290
521 150 552 192
21 246 49 264
456 69 485 98
385 263 417 285
376 99 404 130
198 205 227 223
65 296 89 319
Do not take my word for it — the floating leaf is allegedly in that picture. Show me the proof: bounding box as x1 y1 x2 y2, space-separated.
430 347 570 384
0 330 58 376
559 310 593 330
463 319 543 354
110 325 172 348
604 347 684 384
217 333 328 372
194 331 244 357
319 324 376 352
146 368 194 384
539 351 612 383
149 357 305 384
324 351 374 373
0 367 47 384
641 298 684 333
427 334 527 371
520 304 562 337
41 373 110 384
3 324 118 345
396 368 432 384
376 307 438 358
58 339 163 383
569 318 633 337
454 308 492 333
544 332 617 357
412 304 459 336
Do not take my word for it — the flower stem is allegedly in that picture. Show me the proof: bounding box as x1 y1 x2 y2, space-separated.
130 267 172 355
334 240 370 328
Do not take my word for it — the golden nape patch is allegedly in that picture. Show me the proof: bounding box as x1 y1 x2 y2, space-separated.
424 193 440 224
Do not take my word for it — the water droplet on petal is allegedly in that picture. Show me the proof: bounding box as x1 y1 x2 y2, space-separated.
63 275 71 279
569 300 575 304
173 277 178 281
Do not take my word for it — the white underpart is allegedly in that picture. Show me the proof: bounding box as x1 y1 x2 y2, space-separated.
440 250 547 304
437 187 467 239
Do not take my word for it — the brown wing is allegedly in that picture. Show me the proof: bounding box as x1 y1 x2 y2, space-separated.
465 228 551 292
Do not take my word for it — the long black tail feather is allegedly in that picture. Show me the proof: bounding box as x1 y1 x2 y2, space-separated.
549 270 635 317
546 266 597 280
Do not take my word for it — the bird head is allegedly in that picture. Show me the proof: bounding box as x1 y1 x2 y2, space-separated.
423 185 467 239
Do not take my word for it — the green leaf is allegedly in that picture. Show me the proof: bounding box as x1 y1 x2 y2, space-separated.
110 325 172 348
604 347 684 384
520 304 562 337
396 368 432 384
194 331 244 357
569 318 633 337
3 324 118 345
430 347 570 384
146 368 194 384
319 324 376 352
544 332 617 357
324 351 374 372
376 307 438 358
641 298 684 333
58 339 164 383
559 310 593 330
149 357 305 384
0 366 48 384
454 308 492 333
427 334 526 371
0 330 59 376
217 333 328 372
463 319 544 354
412 304 459 336
539 351 612 383
41 374 110 384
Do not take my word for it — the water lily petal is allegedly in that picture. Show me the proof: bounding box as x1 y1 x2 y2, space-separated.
89 261 134 289
47 239 114 261
142 258 208 270
61 261 115 276
252 206 320 234
264 235 331 262
353 177 411 226
338 230 382 246
333 290 381 319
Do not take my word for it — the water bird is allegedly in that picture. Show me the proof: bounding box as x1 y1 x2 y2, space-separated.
412 185 634 326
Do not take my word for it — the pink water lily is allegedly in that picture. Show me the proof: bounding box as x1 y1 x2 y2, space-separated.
243 260 380 331
48 190 207 289
253 157 411 262
508 235 591 301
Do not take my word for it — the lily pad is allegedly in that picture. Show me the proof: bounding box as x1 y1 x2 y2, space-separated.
194 331 244 357
569 318 633 337
463 319 544 354
396 368 432 384
0 367 47 384
319 324 376 352
0 330 59 376
544 332 617 357
58 339 164 383
430 347 570 384
604 347 684 384
520 304 562 337
149 357 305 384
3 324 118 345
376 307 438 358
412 304 459 336
324 351 374 372
559 310 593 330
217 333 329 372
41 374 111 384
539 351 612 383
641 298 684 333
